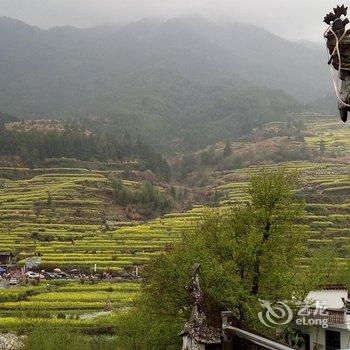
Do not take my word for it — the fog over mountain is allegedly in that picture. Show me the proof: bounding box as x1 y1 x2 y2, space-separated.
0 0 335 41
0 16 330 107
0 16 333 150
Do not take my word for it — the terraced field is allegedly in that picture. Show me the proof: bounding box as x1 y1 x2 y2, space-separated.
2 117 348 275
0 168 203 331
0 169 175 272
2 163 350 271
2 116 350 333
304 115 350 154
214 161 350 262
0 281 140 332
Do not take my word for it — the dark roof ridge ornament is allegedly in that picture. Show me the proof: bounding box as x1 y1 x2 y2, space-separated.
324 5 350 122
324 5 348 26
180 263 221 349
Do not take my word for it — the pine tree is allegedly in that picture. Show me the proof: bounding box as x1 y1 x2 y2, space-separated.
223 140 232 157
319 139 326 157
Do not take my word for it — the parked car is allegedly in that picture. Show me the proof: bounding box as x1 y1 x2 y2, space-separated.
9 277 19 285
25 271 40 279
43 272 57 279
57 272 70 279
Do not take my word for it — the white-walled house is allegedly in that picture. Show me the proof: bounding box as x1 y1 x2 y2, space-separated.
295 285 350 350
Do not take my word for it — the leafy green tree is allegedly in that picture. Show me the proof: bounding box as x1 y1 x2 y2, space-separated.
293 120 305 142
111 178 131 205
137 182 172 217
179 154 198 178
200 146 217 165
111 179 172 218
118 168 318 349
248 168 301 295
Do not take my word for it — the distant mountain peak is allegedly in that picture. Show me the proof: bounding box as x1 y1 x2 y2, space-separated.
0 16 42 30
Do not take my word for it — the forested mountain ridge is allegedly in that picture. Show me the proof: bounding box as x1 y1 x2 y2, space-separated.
82 71 303 150
0 119 171 178
0 16 328 150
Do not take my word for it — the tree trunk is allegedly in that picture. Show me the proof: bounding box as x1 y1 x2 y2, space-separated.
250 221 270 295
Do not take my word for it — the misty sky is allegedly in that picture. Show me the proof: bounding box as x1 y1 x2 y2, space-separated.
0 0 342 41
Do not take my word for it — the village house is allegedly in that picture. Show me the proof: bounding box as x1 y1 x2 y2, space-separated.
0 251 16 268
295 285 350 350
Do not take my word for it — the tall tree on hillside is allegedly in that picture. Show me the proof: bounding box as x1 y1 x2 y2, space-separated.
223 140 232 157
248 169 299 295
319 139 326 158
293 120 305 142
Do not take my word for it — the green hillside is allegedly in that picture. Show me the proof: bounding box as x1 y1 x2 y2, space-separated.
84 72 303 151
